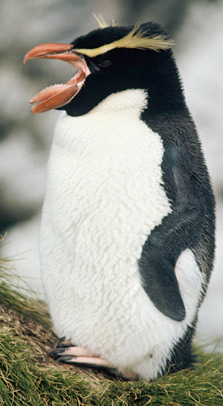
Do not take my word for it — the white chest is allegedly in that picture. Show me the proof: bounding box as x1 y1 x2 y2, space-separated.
40 90 203 380
45 90 169 236
42 89 170 289
41 88 171 318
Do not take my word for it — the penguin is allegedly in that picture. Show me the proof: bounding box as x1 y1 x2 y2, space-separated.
24 19 215 381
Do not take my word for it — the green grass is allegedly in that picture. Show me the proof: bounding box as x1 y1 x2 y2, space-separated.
0 247 223 405
0 253 50 328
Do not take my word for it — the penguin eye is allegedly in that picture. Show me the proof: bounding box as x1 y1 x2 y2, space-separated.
98 59 112 68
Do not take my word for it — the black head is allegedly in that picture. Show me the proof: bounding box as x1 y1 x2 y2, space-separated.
24 21 185 116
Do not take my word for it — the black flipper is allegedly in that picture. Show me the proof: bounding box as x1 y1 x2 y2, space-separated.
139 146 204 321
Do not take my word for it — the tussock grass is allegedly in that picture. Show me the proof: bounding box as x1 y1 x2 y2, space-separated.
0 253 50 328
0 248 223 405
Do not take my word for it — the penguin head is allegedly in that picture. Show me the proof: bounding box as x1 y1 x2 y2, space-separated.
24 21 183 116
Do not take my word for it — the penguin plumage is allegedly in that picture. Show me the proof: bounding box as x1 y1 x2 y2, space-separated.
24 20 215 380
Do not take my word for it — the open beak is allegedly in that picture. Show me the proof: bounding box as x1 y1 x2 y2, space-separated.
24 43 90 113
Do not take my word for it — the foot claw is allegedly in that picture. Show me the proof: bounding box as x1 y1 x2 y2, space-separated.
52 336 73 349
52 336 65 349
48 347 66 358
57 355 76 364
49 340 138 380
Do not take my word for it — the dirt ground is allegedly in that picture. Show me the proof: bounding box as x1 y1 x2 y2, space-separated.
0 303 119 381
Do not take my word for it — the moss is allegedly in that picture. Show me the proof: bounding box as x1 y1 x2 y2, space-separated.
0 249 223 405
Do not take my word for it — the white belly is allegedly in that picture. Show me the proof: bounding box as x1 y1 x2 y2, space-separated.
40 90 203 379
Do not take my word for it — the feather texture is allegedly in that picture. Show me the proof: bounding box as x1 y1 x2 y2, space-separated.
74 24 174 57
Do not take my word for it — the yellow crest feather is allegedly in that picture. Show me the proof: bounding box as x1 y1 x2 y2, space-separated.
76 23 174 57
93 14 116 28
93 14 109 29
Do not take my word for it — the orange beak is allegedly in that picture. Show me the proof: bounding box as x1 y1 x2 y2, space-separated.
24 43 90 113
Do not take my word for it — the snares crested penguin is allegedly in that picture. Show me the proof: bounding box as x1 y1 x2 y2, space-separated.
24 18 215 381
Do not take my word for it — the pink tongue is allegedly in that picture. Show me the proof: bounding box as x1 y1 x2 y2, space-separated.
30 84 64 103
29 69 87 113
29 83 76 104
30 70 86 105
31 83 79 113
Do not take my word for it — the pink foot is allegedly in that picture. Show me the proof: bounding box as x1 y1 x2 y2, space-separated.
51 345 113 368
49 338 138 380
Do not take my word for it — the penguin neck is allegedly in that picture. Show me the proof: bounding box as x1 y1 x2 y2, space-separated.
88 88 148 116
146 74 186 115
131 50 187 116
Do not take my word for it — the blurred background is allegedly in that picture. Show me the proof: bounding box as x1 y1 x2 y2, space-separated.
0 0 222 351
